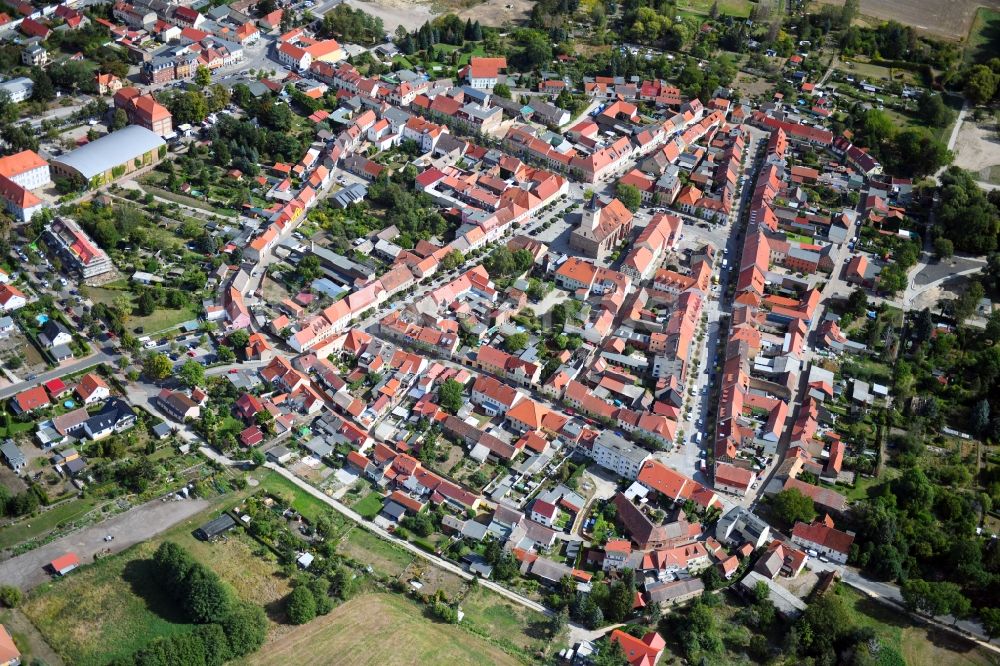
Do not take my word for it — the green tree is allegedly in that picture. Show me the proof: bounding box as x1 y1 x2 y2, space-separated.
615 182 642 212
891 127 952 177
846 288 868 317
901 579 970 619
438 379 464 414
286 585 317 625
493 83 512 99
965 65 998 105
216 344 235 363
840 0 859 26
228 329 250 350
221 601 268 657
549 606 569 637
857 108 894 149
504 332 529 353
879 263 908 294
981 608 1000 638
195 65 212 87
179 359 205 388
592 639 628 666
951 280 985 324
441 250 464 271
143 353 173 380
970 398 991 437
933 237 954 260
136 290 157 316
31 69 55 102
917 92 953 128
111 107 129 131
605 580 634 623
184 565 232 623
402 511 435 537
771 488 817 526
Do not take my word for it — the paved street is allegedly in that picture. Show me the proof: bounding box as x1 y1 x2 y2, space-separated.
0 351 117 400
658 125 767 507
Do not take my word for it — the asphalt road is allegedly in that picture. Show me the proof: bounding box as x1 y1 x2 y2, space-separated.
0 496 209 591
0 351 117 400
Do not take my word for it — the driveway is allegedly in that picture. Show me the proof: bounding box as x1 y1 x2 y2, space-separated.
0 497 209 591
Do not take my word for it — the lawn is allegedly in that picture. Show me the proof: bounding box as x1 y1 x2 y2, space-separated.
965 7 1000 64
351 491 383 520
21 497 291 665
676 0 751 17
81 284 195 335
0 420 35 439
338 526 413 577
459 586 551 658
836 474 884 501
141 182 238 218
0 497 100 551
240 593 521 666
256 472 336 524
836 585 997 666
22 542 197 665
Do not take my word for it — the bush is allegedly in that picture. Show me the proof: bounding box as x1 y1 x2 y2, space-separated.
0 584 22 608
431 600 459 623
286 584 317 625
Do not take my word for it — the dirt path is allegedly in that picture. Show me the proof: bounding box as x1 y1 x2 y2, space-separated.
0 608 64 666
0 497 209 592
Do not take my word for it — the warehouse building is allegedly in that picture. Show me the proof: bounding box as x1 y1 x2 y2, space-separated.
50 126 166 188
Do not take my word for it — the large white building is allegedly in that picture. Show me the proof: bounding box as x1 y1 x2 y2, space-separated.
592 431 651 480
0 150 51 190
0 77 34 103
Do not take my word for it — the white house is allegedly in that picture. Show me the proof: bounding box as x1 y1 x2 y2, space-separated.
0 284 26 311
530 499 558 527
592 431 651 480
791 520 854 564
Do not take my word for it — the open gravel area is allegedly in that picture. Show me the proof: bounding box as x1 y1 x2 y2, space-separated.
0 497 209 592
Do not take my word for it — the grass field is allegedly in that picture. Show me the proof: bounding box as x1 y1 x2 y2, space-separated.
459 586 551 658
351 491 383 520
20 484 290 665
0 497 100 551
837 585 998 666
81 284 195 334
240 593 522 666
255 472 337 524
677 0 752 17
965 7 1000 64
23 542 197 665
141 183 238 218
338 526 414 577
